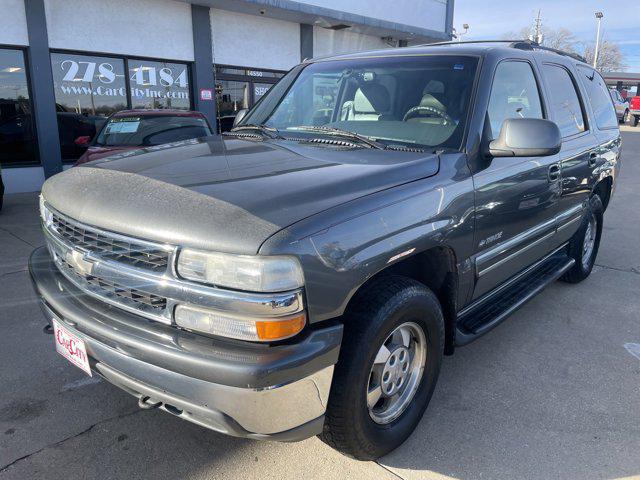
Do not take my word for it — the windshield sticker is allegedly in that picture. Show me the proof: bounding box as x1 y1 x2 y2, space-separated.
454 64 464 70
105 120 140 134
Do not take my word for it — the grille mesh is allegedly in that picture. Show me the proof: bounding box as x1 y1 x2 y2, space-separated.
51 214 169 272
59 259 167 312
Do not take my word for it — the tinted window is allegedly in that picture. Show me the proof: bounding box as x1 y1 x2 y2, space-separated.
51 53 127 161
542 64 586 137
577 66 618 130
95 115 210 147
0 48 38 166
487 61 544 139
128 60 190 110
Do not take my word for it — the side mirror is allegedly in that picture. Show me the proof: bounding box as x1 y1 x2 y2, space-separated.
74 135 91 147
487 118 561 158
233 108 249 127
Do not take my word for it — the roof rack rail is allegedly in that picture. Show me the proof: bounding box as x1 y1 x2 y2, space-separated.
412 39 588 64
509 40 588 63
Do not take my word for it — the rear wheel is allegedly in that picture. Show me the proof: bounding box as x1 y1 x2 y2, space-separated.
561 194 603 283
634 115 639 127
320 276 444 460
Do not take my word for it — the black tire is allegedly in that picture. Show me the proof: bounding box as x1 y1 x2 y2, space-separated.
634 115 639 127
561 194 603 283
319 276 444 460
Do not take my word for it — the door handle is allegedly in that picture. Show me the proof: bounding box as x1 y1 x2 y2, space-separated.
548 164 560 182
588 152 598 167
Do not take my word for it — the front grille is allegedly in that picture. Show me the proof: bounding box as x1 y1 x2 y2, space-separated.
44 205 175 323
51 213 170 273
59 258 167 312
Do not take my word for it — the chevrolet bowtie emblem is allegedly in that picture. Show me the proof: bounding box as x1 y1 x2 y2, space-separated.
65 250 94 276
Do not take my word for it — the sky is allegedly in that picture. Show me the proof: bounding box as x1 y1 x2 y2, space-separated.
453 0 640 71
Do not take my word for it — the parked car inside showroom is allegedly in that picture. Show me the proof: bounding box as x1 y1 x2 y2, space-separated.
74 109 213 165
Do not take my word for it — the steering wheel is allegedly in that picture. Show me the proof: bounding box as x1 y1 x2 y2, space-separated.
402 105 453 125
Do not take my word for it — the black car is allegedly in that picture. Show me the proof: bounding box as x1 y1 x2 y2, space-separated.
30 40 620 460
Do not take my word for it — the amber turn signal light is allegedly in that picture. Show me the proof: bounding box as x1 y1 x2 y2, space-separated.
256 313 306 341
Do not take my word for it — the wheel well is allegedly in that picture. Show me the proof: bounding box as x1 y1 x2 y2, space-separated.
345 246 458 355
593 177 613 211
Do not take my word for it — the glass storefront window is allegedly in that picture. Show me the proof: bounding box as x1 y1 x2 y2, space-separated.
0 48 38 166
216 80 249 132
51 52 127 161
253 82 273 103
129 60 190 110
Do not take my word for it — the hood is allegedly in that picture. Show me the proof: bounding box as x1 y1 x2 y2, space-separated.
42 136 440 255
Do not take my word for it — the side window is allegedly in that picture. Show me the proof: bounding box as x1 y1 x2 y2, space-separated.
487 61 544 139
541 64 586 137
577 65 618 130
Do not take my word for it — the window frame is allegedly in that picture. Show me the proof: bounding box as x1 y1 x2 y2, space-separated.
485 58 548 141
540 61 590 140
0 44 40 168
214 63 286 108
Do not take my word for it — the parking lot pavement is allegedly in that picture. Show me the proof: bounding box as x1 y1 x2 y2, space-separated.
1 129 639 480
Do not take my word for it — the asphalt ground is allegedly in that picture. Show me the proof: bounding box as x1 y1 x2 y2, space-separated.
1 126 639 480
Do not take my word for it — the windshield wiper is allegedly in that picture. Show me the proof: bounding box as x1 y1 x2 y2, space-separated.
288 125 386 150
229 124 284 139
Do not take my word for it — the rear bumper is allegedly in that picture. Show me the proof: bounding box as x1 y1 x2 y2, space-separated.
29 247 342 441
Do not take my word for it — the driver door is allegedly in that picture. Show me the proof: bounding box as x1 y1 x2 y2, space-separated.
472 59 561 299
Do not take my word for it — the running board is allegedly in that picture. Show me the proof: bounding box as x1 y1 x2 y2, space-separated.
455 253 575 346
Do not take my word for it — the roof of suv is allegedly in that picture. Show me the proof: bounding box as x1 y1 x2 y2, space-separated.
310 41 590 68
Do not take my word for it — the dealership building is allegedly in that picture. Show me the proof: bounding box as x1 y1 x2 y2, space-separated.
0 0 453 193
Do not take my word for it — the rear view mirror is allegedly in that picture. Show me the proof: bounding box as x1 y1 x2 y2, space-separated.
488 118 561 158
233 109 249 127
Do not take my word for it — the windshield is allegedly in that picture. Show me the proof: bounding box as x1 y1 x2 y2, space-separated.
241 55 479 150
95 115 211 147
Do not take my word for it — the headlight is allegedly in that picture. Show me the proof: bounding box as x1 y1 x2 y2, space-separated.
177 248 304 292
174 305 306 342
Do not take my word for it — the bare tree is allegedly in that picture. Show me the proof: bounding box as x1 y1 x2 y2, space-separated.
584 40 625 72
501 26 577 53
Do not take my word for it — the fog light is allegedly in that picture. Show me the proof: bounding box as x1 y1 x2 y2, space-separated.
174 304 306 342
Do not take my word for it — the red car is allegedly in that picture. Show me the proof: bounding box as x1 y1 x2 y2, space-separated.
629 96 640 126
74 109 213 165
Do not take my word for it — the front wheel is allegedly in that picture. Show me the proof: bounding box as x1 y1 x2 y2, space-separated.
320 276 444 460
561 194 603 283
622 109 630 124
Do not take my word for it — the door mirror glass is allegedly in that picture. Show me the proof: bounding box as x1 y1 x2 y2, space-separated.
233 108 249 127
488 118 561 157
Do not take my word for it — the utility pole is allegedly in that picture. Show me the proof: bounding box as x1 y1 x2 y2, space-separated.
533 9 543 44
593 11 604 68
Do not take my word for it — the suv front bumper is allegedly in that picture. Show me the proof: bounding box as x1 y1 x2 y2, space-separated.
29 247 342 441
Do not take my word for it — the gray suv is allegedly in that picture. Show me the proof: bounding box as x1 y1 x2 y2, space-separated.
30 41 621 460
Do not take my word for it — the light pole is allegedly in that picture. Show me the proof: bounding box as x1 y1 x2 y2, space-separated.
453 23 469 42
593 11 603 68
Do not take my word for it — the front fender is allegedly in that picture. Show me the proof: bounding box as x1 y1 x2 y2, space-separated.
260 166 476 323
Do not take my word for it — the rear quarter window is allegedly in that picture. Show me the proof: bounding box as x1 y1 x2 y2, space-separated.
577 65 618 130
541 64 586 138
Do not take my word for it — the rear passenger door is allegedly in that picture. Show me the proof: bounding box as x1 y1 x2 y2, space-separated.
472 59 561 299
538 62 596 246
